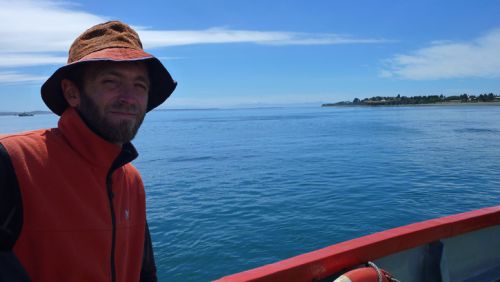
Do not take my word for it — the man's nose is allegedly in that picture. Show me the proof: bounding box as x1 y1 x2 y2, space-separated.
117 83 140 104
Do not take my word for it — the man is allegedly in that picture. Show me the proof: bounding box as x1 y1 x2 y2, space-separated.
0 21 176 281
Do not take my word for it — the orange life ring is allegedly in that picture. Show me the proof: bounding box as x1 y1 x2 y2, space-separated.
333 262 396 282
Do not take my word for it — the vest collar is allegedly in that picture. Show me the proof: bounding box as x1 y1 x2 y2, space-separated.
58 107 137 169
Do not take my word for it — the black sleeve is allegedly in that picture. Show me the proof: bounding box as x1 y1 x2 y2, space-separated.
0 143 30 282
0 143 23 251
140 221 158 282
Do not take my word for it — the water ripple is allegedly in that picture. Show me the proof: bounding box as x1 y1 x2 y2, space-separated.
132 106 500 281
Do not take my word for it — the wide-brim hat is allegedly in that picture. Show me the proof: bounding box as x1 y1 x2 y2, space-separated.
41 20 177 115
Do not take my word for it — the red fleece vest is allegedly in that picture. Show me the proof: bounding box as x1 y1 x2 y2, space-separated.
0 108 146 281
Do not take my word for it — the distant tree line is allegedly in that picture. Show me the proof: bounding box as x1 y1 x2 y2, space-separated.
323 93 500 106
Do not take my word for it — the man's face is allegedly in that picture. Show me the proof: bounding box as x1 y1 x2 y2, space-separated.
77 61 150 144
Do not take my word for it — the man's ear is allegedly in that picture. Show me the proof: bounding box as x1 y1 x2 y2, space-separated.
61 79 81 107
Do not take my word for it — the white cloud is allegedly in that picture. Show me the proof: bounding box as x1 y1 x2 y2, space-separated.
0 0 104 81
382 29 500 80
0 71 47 83
0 0 106 53
0 54 67 67
139 28 387 48
0 0 386 69
0 0 388 87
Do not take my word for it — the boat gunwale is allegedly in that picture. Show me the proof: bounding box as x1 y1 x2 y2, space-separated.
214 206 500 282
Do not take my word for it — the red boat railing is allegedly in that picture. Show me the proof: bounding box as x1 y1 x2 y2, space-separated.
214 206 500 282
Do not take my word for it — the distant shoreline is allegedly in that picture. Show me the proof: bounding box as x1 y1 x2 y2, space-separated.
0 111 52 116
322 101 500 107
323 93 500 107
3 102 500 116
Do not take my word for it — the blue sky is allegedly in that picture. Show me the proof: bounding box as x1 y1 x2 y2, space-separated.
1 0 500 111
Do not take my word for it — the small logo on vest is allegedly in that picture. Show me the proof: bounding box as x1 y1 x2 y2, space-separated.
124 209 130 220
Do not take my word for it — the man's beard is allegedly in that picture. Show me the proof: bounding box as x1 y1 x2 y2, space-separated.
77 91 146 144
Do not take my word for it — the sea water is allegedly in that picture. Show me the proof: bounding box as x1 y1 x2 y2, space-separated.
1 105 499 281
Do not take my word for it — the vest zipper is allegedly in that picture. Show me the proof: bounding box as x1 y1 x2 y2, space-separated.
106 174 117 282
105 144 138 282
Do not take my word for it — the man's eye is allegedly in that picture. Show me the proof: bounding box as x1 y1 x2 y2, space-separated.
103 79 117 85
136 83 148 91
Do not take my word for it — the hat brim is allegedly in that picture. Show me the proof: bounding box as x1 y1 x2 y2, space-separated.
41 48 177 115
